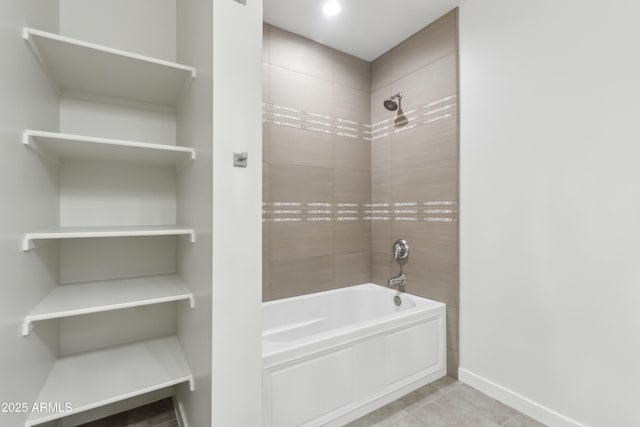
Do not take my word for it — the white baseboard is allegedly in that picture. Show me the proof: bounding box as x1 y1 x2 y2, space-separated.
458 368 588 427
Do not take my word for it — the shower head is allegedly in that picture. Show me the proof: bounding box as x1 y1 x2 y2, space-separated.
383 92 408 127
384 99 398 111
383 92 402 111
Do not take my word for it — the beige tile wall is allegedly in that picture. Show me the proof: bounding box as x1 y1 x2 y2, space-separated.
369 10 459 376
263 24 372 301
263 9 459 375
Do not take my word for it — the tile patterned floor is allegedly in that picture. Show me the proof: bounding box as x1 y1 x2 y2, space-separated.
346 376 547 427
77 377 544 427
78 398 178 427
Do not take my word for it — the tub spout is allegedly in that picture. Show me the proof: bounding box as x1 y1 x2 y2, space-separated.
388 273 407 289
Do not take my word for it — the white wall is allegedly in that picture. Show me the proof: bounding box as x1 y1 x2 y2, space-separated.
459 1 640 426
0 2 60 426
59 0 176 60
60 96 177 146
59 303 177 356
59 160 176 227
59 236 177 284
212 0 263 425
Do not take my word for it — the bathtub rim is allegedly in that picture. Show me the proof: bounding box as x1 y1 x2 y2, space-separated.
262 282 441 309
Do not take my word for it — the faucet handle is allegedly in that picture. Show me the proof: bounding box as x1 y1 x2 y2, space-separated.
393 239 409 262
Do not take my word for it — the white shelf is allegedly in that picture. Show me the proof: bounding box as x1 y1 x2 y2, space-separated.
22 225 196 251
23 28 196 107
25 336 193 426
23 130 196 166
23 275 194 336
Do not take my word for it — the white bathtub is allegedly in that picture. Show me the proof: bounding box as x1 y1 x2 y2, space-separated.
262 283 446 427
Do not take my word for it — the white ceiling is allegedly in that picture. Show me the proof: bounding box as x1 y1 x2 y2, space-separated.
263 0 462 61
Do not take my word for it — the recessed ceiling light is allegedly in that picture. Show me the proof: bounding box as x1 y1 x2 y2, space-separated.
322 1 341 16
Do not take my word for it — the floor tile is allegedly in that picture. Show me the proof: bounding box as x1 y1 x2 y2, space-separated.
429 375 460 393
394 384 440 412
349 377 547 427
78 398 177 427
344 399 409 427
447 384 519 424
502 413 548 427
79 413 128 427
430 388 475 414
379 413 425 426
127 398 175 427
412 401 501 427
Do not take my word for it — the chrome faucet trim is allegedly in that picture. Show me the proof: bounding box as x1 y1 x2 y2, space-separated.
388 273 407 289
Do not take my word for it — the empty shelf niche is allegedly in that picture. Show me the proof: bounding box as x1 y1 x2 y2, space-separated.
23 28 196 107
23 275 194 336
25 336 194 426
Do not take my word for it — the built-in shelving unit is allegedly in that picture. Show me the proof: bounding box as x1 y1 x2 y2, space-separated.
25 336 194 427
23 275 194 336
19 14 206 424
23 28 196 107
24 130 196 166
22 225 196 251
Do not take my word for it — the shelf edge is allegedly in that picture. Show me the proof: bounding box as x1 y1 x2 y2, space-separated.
23 28 196 77
22 228 196 251
23 293 194 336
23 129 197 160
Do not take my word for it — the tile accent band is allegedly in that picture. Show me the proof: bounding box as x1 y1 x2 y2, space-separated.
263 201 458 223
262 94 457 142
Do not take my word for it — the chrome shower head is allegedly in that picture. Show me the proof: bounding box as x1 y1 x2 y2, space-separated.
383 99 398 111
384 92 408 127
383 92 402 111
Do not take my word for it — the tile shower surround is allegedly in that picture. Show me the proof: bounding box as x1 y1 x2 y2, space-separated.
263 22 372 302
263 10 459 374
